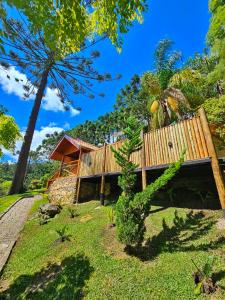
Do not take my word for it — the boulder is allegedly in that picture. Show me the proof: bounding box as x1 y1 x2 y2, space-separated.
39 204 61 218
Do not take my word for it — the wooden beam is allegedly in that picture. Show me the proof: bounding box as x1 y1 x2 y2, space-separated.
199 107 225 213
141 131 147 190
75 148 83 204
75 177 81 205
100 144 107 205
59 155 65 177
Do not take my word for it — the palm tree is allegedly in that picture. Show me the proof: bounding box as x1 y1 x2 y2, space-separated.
143 39 199 129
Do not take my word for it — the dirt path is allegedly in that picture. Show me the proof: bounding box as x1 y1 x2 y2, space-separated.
0 195 42 273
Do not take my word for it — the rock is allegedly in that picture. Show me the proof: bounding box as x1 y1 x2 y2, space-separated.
39 204 61 218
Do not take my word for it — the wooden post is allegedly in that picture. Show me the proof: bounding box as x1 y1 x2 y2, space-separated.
141 131 147 190
100 144 106 205
59 155 64 177
199 108 225 214
75 148 82 204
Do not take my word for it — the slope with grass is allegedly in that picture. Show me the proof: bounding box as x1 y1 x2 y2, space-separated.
0 201 224 299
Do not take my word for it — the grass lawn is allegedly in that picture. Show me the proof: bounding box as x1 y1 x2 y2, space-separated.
0 200 224 299
0 189 46 214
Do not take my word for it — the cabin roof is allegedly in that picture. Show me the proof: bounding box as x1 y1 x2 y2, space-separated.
49 134 98 161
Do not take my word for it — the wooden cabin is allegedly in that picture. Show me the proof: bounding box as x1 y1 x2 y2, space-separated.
48 109 225 212
47 135 99 188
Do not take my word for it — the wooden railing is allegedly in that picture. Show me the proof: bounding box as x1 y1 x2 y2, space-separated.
47 160 79 188
79 116 209 177
61 160 79 176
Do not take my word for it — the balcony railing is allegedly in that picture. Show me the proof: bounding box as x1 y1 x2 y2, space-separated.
47 160 79 188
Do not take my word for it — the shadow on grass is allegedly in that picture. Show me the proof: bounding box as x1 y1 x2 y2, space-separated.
0 254 93 300
127 210 225 261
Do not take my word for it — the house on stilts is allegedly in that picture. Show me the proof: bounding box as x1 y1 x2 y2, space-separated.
47 108 225 213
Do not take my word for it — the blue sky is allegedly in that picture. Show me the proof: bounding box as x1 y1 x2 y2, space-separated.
0 0 210 160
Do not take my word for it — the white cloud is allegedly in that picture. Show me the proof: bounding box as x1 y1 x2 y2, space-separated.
0 66 31 99
42 88 64 112
2 124 64 161
0 66 80 117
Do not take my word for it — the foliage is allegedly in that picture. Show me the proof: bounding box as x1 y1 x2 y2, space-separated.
24 161 59 190
0 180 11 196
203 95 225 125
105 207 115 226
111 115 184 246
39 213 50 225
207 0 225 86
55 226 71 242
0 113 21 156
0 15 122 194
111 116 143 199
29 179 42 190
68 207 79 219
192 256 216 295
203 96 225 150
140 39 195 129
116 154 184 246
2 0 147 56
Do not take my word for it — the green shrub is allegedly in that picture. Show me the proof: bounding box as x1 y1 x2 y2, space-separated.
29 179 42 190
0 180 11 196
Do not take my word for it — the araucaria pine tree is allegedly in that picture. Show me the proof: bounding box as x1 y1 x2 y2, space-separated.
111 117 143 200
0 17 119 194
112 117 184 248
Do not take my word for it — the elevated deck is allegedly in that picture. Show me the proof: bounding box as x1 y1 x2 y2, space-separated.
48 109 225 210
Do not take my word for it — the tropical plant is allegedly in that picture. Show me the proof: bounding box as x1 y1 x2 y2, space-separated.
192 256 217 295
55 226 71 242
68 207 79 219
142 39 199 129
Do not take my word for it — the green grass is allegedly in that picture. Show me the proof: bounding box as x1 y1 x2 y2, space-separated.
0 201 224 300
0 189 46 214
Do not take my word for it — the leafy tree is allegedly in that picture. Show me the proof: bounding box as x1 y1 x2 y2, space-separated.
207 0 225 88
203 95 225 150
0 113 21 157
0 162 16 181
0 16 120 194
112 116 184 248
1 0 147 55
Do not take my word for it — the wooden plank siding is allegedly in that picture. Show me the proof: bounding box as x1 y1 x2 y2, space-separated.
79 116 209 177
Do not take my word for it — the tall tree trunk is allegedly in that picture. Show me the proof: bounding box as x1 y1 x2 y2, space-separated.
9 66 51 194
